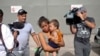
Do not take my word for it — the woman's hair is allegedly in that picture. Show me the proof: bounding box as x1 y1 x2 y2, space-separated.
50 19 59 29
38 16 49 27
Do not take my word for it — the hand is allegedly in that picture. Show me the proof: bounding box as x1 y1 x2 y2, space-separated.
47 33 52 39
15 40 19 47
77 11 84 20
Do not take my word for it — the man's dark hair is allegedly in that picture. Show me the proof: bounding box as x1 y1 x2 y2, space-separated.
38 16 49 27
0 9 3 18
50 19 59 29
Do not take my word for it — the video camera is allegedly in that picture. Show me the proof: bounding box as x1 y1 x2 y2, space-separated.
64 8 82 25
8 22 24 48
8 22 24 34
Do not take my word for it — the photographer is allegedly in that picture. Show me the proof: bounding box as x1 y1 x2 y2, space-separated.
69 7 95 56
0 9 14 56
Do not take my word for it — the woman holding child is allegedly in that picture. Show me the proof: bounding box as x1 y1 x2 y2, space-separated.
38 16 65 56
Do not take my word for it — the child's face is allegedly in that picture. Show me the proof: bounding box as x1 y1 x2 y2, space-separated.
49 23 56 32
40 22 49 32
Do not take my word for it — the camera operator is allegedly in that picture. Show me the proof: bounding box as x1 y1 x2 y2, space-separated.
70 7 95 56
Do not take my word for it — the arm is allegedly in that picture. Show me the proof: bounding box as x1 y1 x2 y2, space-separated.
77 11 95 29
31 32 41 47
38 32 59 52
13 30 19 40
83 19 95 29
48 32 59 44
48 31 65 46
58 34 65 47
70 25 77 34
30 24 41 47
3 25 14 50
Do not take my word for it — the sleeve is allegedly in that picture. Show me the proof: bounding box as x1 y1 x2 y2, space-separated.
2 24 14 49
88 17 95 23
30 23 35 33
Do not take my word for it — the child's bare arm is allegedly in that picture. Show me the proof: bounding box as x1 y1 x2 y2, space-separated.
38 32 59 52
49 32 59 44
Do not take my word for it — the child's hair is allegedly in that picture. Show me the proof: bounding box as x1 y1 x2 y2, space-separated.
38 16 49 27
50 19 59 29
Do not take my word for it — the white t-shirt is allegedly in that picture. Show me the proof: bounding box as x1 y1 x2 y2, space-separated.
0 24 14 49
17 22 35 50
0 24 14 56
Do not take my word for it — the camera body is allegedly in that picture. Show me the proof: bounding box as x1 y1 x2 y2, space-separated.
64 8 82 25
8 22 24 48
8 22 24 34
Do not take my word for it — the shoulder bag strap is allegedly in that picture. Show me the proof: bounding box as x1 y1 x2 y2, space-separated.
0 24 8 52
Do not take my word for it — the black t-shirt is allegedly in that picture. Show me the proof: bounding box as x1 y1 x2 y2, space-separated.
74 17 95 44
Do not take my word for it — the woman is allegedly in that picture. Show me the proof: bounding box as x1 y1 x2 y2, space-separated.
38 16 65 56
